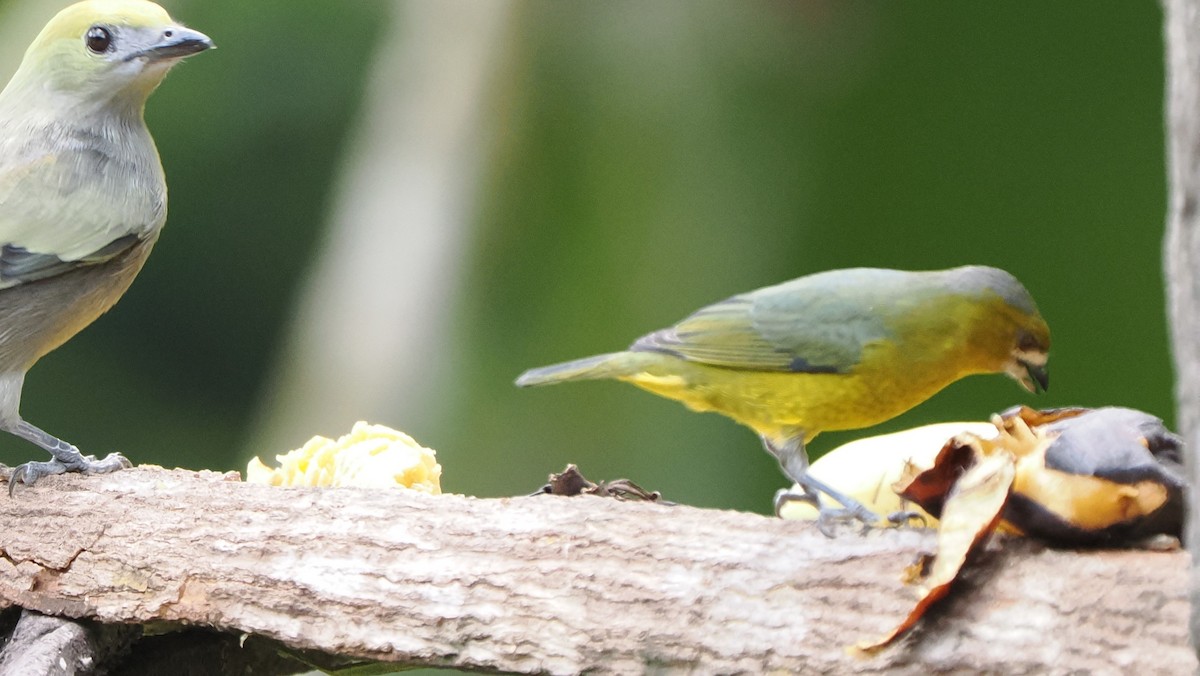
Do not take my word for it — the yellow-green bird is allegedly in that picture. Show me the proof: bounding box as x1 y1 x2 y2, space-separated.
0 0 211 492
517 266 1050 529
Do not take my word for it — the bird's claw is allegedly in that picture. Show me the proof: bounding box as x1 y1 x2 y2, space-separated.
8 461 65 497
90 452 132 473
886 509 927 528
774 487 883 537
814 505 884 537
773 487 820 516
6 452 130 497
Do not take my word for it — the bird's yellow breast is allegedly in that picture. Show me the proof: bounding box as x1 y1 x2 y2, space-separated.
618 340 981 442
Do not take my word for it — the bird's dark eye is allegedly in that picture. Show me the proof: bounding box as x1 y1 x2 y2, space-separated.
85 26 113 54
1016 330 1041 352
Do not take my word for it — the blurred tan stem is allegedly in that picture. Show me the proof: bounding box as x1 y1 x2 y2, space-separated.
246 1 511 453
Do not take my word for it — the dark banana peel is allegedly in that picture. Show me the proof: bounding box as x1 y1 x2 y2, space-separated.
898 406 1185 547
857 406 1185 654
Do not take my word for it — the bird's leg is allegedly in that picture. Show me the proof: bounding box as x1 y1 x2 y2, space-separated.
767 436 824 513
4 420 129 495
763 434 882 536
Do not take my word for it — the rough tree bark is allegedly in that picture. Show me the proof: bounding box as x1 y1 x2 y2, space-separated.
1163 0 1200 656
0 467 1191 674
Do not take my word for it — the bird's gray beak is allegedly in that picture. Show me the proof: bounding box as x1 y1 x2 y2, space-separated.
1018 359 1049 393
137 27 213 62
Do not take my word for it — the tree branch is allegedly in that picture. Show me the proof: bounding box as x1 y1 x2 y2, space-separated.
0 467 1191 674
1163 0 1200 656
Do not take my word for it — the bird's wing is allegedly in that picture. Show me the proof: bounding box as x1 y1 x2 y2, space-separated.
0 233 141 285
630 277 892 374
0 144 156 288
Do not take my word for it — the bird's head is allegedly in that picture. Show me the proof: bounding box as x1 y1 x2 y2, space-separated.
948 266 1051 394
3 0 211 114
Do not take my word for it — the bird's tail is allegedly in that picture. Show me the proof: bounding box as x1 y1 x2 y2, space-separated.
515 352 644 387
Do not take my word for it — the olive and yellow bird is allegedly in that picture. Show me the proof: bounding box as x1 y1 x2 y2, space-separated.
517 266 1050 529
0 1 210 492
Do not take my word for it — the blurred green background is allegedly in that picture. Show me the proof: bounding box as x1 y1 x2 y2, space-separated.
0 0 1170 515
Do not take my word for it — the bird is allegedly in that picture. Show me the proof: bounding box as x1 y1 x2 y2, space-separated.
0 0 211 494
516 266 1050 532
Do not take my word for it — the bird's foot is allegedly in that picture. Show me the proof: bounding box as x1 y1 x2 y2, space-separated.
814 504 884 537
774 487 882 537
6 452 130 496
886 509 927 528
